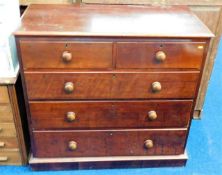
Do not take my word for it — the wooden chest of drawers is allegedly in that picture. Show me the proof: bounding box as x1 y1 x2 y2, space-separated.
0 82 27 165
15 4 213 170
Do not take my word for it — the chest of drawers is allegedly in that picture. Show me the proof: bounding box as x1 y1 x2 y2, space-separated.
15 4 213 170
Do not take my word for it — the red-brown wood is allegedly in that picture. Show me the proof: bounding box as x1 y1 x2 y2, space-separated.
19 40 113 69
116 42 206 69
29 100 193 129
33 129 187 157
24 72 199 100
14 4 213 170
14 4 213 38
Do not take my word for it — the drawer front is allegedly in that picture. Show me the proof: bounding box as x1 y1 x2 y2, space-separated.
0 151 21 165
0 137 19 149
0 86 9 104
25 72 199 100
19 40 113 69
0 105 14 123
0 123 17 137
116 42 206 69
30 100 193 129
33 129 187 157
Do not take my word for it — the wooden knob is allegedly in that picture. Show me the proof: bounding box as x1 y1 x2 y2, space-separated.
151 82 161 93
155 51 166 62
62 51 72 62
0 157 8 162
0 142 5 148
66 112 76 122
148 111 157 121
144 140 153 149
68 141 77 151
64 82 74 94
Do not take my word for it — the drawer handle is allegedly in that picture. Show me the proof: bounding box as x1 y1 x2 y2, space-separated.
66 112 76 122
64 82 74 94
68 141 77 151
155 51 166 62
144 139 154 149
148 111 157 121
0 156 8 162
151 82 161 93
0 142 5 148
62 51 72 63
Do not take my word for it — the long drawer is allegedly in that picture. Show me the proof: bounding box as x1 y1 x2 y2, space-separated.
30 100 193 129
25 72 199 100
19 40 113 69
116 42 206 69
33 129 187 158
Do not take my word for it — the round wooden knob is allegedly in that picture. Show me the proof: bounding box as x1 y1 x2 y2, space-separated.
64 82 74 94
148 111 157 120
144 140 153 149
62 51 72 62
155 51 166 62
68 141 77 151
151 82 161 93
66 112 76 122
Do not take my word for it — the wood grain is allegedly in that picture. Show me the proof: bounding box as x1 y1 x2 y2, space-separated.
19 0 76 5
116 41 206 69
0 123 17 137
14 4 213 38
19 40 113 69
8 84 28 164
81 0 222 5
33 129 187 157
29 100 193 129
0 105 14 123
0 86 9 104
0 137 19 149
193 7 222 118
25 72 200 100
0 150 22 165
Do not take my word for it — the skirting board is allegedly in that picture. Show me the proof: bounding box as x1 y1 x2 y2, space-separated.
29 152 188 170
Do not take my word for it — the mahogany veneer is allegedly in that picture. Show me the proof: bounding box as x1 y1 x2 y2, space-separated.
15 4 213 170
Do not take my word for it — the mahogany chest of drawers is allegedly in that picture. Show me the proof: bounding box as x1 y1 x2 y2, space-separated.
15 4 213 170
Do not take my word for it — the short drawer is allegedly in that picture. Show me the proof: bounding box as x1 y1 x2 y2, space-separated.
33 129 187 158
0 137 19 149
19 40 113 69
30 100 193 130
116 42 206 69
0 150 21 165
25 72 199 100
0 123 17 137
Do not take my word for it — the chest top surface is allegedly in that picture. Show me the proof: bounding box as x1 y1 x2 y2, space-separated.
15 4 213 38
